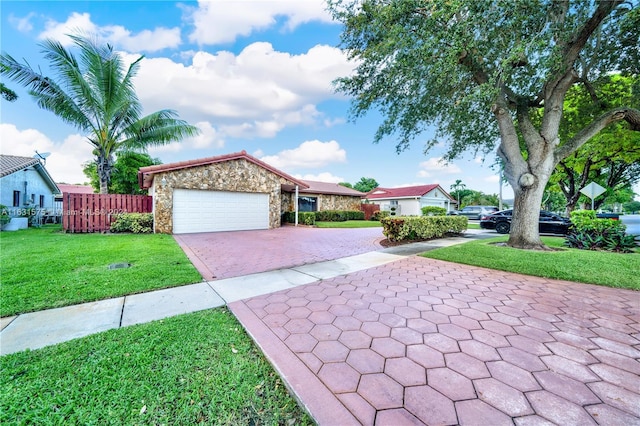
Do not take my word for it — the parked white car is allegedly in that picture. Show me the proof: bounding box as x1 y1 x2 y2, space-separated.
621 215 640 239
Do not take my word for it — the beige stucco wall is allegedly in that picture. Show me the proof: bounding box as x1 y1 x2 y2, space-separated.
281 192 363 212
152 159 298 233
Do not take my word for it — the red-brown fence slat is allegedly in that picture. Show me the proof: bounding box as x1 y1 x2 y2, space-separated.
360 203 381 221
62 193 152 233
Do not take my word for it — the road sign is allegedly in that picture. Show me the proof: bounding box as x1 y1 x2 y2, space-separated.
580 182 606 210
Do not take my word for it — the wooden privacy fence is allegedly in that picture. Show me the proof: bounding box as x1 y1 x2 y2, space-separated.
360 203 381 221
63 193 152 233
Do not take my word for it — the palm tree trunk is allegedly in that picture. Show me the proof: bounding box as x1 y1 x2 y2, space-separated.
97 155 113 194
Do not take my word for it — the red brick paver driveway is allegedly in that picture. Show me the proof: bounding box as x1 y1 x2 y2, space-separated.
230 257 640 425
174 226 384 280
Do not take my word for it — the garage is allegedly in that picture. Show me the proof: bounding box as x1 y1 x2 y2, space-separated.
173 189 269 234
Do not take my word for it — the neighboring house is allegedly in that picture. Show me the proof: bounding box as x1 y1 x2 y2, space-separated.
0 155 60 227
363 184 456 216
138 151 368 234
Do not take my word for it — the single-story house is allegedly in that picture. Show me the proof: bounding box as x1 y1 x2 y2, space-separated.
0 154 60 229
363 184 456 216
137 151 365 234
282 180 365 213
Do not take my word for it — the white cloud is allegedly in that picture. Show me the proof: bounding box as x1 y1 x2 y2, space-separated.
38 12 181 52
9 13 36 32
220 104 321 139
323 117 346 127
294 172 345 183
259 140 346 170
128 43 352 139
417 157 462 178
0 124 92 184
484 175 499 183
186 0 335 45
148 121 225 154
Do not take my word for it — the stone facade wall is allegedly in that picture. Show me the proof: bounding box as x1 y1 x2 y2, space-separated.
153 159 296 233
281 192 294 214
315 194 363 211
281 192 363 212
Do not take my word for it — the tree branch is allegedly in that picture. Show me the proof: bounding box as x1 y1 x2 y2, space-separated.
538 1 621 105
555 107 640 161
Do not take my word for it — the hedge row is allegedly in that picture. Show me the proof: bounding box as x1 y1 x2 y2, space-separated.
315 210 365 221
282 210 365 225
380 216 468 242
281 211 316 225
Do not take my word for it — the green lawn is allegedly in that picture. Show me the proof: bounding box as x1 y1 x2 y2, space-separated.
0 225 202 316
422 236 640 290
315 220 382 228
0 308 313 425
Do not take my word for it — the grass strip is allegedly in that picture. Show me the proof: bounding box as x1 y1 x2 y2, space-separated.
315 220 382 228
422 236 639 290
0 226 202 316
0 308 313 425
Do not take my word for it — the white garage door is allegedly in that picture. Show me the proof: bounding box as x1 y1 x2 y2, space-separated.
173 189 269 234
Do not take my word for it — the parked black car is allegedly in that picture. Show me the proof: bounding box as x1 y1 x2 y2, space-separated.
480 209 572 235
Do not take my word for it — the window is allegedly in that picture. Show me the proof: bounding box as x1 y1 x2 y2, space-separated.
298 196 318 212
39 195 45 208
390 200 399 206
13 191 20 207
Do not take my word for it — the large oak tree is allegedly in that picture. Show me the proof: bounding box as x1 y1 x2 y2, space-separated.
328 0 640 249
1 34 199 193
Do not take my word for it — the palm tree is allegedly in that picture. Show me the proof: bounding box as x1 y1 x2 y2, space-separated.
450 179 466 207
1 34 199 193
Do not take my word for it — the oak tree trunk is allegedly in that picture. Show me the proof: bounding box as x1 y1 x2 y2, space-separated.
508 180 548 250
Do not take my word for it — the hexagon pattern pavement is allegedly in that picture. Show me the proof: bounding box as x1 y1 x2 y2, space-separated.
230 257 640 425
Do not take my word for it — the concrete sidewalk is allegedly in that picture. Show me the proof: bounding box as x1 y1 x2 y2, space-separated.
1 250 409 355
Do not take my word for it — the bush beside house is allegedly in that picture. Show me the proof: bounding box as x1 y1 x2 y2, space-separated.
110 213 154 233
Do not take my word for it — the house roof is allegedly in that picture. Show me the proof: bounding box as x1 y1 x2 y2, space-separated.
365 184 455 201
56 184 95 195
137 150 309 189
0 154 60 194
0 155 40 177
282 180 366 197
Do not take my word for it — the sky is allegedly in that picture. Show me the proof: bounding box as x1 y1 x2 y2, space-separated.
0 0 512 199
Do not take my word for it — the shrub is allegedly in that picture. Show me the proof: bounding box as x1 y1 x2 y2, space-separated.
0 205 10 227
110 213 154 233
380 216 467 242
281 211 295 224
300 212 316 225
281 211 316 225
421 206 447 216
315 210 347 222
348 210 365 220
565 210 637 253
315 210 365 222
371 210 390 221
